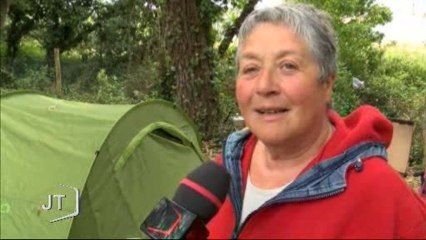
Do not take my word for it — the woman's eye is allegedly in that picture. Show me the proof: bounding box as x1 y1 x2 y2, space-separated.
242 67 259 75
281 63 298 71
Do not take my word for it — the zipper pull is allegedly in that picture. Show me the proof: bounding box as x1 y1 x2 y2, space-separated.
354 158 363 172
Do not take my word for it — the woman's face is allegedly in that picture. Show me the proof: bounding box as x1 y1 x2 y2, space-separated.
236 23 334 146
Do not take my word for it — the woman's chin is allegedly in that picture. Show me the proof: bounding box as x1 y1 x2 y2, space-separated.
252 130 293 147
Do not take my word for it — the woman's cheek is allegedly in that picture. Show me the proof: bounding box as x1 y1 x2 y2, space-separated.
235 80 251 104
283 82 316 105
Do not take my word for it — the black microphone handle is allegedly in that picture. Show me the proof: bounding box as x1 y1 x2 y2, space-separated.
140 161 230 239
140 198 204 239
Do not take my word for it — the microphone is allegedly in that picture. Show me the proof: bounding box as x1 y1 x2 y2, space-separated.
140 161 230 239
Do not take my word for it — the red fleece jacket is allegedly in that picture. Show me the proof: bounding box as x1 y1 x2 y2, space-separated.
207 106 426 239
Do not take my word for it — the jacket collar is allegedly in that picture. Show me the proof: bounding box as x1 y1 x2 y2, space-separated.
222 129 387 235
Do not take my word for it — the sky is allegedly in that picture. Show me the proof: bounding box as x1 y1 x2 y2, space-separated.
257 0 426 45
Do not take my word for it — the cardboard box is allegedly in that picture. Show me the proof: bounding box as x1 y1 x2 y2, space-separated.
387 120 414 173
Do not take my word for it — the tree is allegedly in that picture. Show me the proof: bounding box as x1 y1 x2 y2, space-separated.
160 0 258 139
4 0 104 77
5 0 42 65
161 0 220 139
37 0 103 72
93 0 159 68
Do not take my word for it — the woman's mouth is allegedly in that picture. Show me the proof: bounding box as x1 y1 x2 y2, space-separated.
255 108 289 114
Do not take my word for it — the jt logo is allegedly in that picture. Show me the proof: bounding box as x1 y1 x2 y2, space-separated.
41 184 80 223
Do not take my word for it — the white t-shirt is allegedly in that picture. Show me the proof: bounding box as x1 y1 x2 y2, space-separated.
240 174 292 226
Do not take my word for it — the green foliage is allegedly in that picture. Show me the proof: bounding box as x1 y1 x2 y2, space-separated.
333 44 426 166
364 53 425 119
4 0 102 63
63 69 130 104
0 31 6 57
295 0 392 80
122 61 162 103
91 0 160 71
364 45 426 165
18 38 45 59
332 63 361 116
212 46 239 141
1 38 43 88
0 64 50 92
13 65 51 91
0 66 15 88
1 0 425 165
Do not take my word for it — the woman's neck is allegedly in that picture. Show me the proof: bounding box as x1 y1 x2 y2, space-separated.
255 119 334 171
249 119 334 189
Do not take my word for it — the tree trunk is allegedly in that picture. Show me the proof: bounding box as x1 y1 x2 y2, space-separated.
163 0 220 140
53 48 62 97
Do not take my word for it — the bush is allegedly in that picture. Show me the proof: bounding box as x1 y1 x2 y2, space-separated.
64 69 130 104
363 45 426 166
0 66 15 88
13 65 51 92
330 44 425 167
123 61 161 103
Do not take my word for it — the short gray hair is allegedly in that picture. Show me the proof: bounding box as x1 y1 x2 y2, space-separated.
236 3 337 83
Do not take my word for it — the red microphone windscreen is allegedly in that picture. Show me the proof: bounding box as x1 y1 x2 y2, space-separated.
172 161 230 223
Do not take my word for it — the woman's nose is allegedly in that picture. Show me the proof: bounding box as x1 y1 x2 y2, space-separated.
255 69 279 96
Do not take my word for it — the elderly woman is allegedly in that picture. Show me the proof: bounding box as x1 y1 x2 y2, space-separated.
206 3 426 239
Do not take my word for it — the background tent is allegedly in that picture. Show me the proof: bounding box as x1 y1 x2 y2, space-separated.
0 91 204 238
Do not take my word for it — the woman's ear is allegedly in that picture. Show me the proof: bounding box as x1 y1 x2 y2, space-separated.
324 74 336 102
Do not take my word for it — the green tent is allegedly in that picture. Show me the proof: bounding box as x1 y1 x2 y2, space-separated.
1 91 204 238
